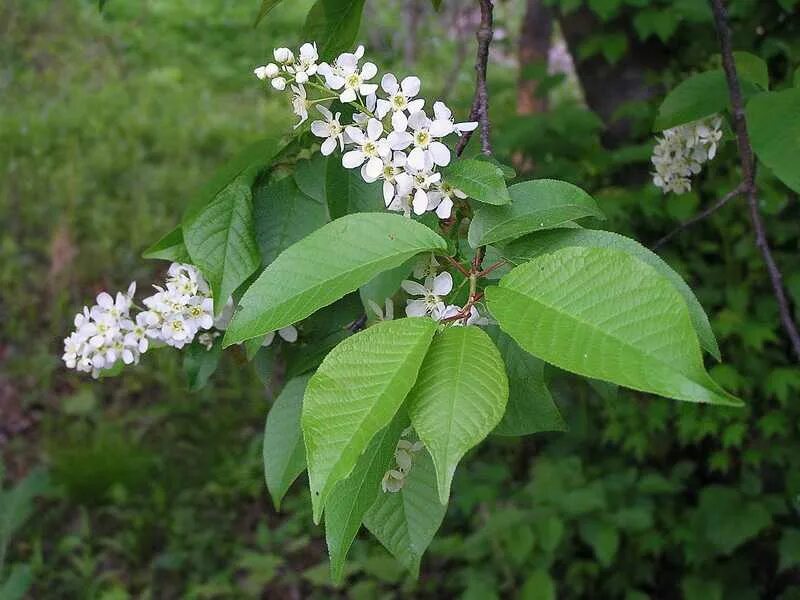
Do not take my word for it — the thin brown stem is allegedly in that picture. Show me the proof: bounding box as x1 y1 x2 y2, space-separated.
443 254 471 278
455 0 494 157
477 259 507 278
652 185 744 250
709 0 800 360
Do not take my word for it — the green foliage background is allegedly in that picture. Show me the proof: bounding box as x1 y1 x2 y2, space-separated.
1 0 799 597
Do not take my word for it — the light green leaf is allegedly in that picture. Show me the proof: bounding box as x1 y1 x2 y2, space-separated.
302 0 367 61
579 519 619 566
255 0 286 25
325 412 408 583
183 338 223 391
183 177 261 313
254 176 329 265
520 569 556 600
654 66 760 131
443 158 511 206
325 158 384 219
747 87 800 193
485 326 565 436
264 375 310 511
363 448 447 576
406 326 508 504
142 226 189 262
729 51 769 90
502 228 721 360
302 318 437 523
223 213 446 346
468 179 604 248
486 247 741 406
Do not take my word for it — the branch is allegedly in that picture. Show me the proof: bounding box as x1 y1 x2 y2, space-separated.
455 0 494 157
709 0 800 361
651 184 744 250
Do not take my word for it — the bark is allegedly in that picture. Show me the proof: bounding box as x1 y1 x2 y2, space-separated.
517 0 553 115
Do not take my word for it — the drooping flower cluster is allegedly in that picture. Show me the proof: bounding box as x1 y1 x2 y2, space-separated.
254 43 477 219
63 263 215 377
651 115 723 194
381 428 425 493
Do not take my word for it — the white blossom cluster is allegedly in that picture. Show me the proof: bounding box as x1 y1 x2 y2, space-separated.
254 43 477 219
651 115 723 194
381 428 425 493
62 263 215 378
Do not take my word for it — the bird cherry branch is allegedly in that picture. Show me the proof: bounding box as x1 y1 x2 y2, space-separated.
708 0 800 360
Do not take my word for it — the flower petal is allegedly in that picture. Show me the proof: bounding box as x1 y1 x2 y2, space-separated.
401 280 429 296
401 76 421 97
432 271 453 295
429 141 451 166
342 150 366 168
381 73 399 94
405 299 429 317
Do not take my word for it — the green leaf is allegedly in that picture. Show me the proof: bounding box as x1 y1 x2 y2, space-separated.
695 486 771 554
358 259 414 319
468 179 604 248
363 448 447 576
293 154 328 205
325 158 384 219
302 0 367 61
502 228 721 360
302 318 437 523
485 326 565 436
579 519 619 566
255 0 286 25
253 176 329 265
0 468 49 550
142 226 189 262
779 528 800 571
747 87 800 193
183 177 261 313
223 213 446 346
730 51 769 90
0 564 33 600
406 326 508 504
486 247 742 406
654 66 760 131
474 154 516 180
443 158 510 206
183 337 223 391
520 569 556 600
264 376 309 511
325 412 408 583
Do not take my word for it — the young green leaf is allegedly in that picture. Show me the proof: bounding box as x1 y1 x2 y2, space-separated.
183 177 261 314
253 175 329 265
302 318 437 523
406 326 508 504
485 326 566 437
263 375 310 511
443 158 511 206
183 338 223 391
255 0 286 25
223 213 446 347
747 87 800 194
325 412 408 583
502 228 721 360
468 179 604 248
363 448 447 576
302 0 367 61
142 226 189 262
486 247 742 406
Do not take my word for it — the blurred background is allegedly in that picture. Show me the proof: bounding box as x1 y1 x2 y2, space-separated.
1 0 799 597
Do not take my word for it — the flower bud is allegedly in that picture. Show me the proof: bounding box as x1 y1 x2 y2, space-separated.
295 71 309 84
264 63 279 78
271 77 287 91
273 47 294 64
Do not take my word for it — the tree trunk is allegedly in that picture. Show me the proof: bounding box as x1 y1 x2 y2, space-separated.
517 0 553 115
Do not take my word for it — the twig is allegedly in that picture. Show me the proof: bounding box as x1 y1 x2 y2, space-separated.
443 254 471 278
651 184 744 250
455 0 494 157
477 259 507 278
709 0 800 360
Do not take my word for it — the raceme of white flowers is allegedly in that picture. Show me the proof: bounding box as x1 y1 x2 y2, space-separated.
63 263 214 378
651 115 723 194
254 42 477 220
381 428 425 493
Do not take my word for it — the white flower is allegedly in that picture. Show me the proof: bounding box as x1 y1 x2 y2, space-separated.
432 101 478 136
273 47 294 64
405 163 441 215
429 181 467 219
263 325 298 347
271 77 287 91
317 47 378 102
402 271 452 319
290 84 308 128
254 63 279 80
367 298 394 321
361 151 413 206
375 74 425 127
342 118 390 178
296 42 318 77
405 110 452 170
386 192 414 218
310 105 345 156
381 434 424 493
651 115 723 195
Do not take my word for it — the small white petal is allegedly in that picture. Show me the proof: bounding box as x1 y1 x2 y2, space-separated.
365 156 383 179
381 73 399 94
432 271 453 295
407 147 427 170
435 197 453 219
361 62 378 80
342 150 366 168
401 280 429 296
413 189 429 215
392 111 408 132
387 131 413 150
340 88 357 103
429 119 454 137
405 299 429 317
366 118 383 140
278 325 298 342
429 141 451 166
401 76 421 97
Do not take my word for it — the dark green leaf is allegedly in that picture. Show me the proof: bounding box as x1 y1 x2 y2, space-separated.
325 158 384 219
302 0 367 61
747 87 800 193
142 226 189 262
183 337 223 391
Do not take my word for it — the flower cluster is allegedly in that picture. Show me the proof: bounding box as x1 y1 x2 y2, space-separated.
651 115 723 194
381 428 425 493
63 263 215 377
254 43 476 219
